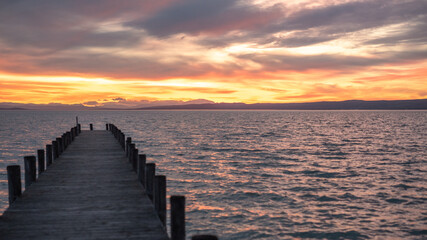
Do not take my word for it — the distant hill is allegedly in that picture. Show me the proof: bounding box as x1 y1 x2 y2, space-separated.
0 107 28 110
1 99 426 110
137 99 427 110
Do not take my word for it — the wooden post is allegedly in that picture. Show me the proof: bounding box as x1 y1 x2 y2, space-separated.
129 144 135 163
71 128 75 141
37 149 45 174
65 132 70 148
126 137 132 157
62 133 66 150
56 137 63 155
24 156 37 188
90 124 93 131
52 140 58 159
145 163 156 201
121 133 125 149
7 165 22 205
192 235 218 240
64 133 68 148
46 144 53 166
154 175 167 227
78 124 81 133
132 148 138 172
171 195 185 240
67 131 71 145
137 154 146 186
106 123 109 130
76 116 78 126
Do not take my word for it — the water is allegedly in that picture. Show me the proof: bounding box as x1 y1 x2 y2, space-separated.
0 110 426 239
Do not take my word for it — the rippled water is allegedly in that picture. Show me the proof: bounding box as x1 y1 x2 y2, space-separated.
0 110 426 239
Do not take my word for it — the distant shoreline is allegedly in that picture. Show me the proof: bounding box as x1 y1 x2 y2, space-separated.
1 99 426 111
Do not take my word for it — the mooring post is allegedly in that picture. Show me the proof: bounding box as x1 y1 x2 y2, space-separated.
145 163 156 201
171 195 186 240
71 128 75 141
106 123 109 131
62 133 66 150
138 154 146 186
37 149 45 174
65 132 70 148
90 124 93 131
126 137 132 157
66 132 69 147
154 175 167 227
56 137 63 155
129 144 135 163
132 148 138 172
78 124 81 133
7 165 22 205
24 156 37 188
192 235 218 240
121 133 125 149
64 132 68 148
52 140 58 159
46 144 53 166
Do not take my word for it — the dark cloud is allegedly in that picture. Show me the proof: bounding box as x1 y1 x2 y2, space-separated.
0 0 172 51
236 53 381 72
83 101 98 106
126 0 282 37
236 49 427 72
364 16 427 46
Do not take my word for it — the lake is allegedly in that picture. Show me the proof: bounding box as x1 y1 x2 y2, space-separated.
0 110 426 239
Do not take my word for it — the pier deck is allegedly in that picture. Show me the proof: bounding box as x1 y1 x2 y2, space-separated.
0 130 169 239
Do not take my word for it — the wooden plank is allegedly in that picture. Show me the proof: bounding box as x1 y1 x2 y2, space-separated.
0 130 169 240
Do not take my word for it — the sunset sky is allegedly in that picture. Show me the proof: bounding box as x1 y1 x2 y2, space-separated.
0 0 426 107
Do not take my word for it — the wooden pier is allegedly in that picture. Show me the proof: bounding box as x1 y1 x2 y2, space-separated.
1 125 179 239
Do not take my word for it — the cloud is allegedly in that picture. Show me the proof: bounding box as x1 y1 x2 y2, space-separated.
198 0 427 48
83 101 98 106
126 0 282 37
234 48 427 73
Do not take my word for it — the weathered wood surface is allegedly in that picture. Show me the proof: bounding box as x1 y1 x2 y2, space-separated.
0 130 169 240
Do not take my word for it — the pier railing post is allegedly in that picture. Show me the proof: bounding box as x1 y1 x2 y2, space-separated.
67 133 69 146
56 137 63 155
129 144 135 163
154 175 167 227
7 165 22 205
171 195 186 240
71 128 75 141
145 163 156 201
132 148 138 172
121 133 125 149
52 140 59 159
65 132 70 148
37 149 45 174
46 144 53 166
24 156 37 187
137 154 146 186
126 137 132 157
61 133 66 150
